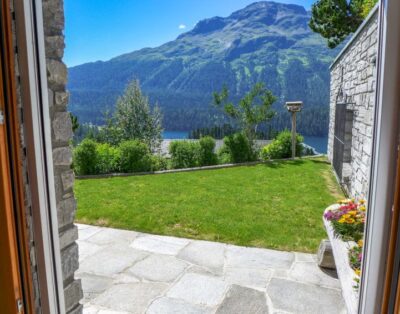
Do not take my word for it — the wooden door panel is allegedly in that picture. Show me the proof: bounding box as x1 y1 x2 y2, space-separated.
0 45 24 314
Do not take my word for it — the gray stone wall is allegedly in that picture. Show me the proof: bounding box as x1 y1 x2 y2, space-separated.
328 7 378 198
42 0 83 312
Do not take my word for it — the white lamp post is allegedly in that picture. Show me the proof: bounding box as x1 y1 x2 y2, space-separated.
285 101 303 159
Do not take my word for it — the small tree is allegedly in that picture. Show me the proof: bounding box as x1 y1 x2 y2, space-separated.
213 83 276 141
309 0 378 49
115 80 163 150
96 111 124 146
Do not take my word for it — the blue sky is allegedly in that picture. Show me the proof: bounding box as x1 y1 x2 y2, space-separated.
64 0 314 67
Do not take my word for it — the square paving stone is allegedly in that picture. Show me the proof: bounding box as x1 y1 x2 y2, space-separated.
224 267 271 291
98 310 131 314
79 246 148 276
112 273 140 284
177 241 225 274
167 273 228 307
128 254 188 282
267 278 346 314
77 240 103 262
77 273 113 301
216 285 269 314
147 297 212 314
78 225 103 241
226 246 294 270
130 234 190 255
289 262 340 289
85 228 139 246
295 252 317 263
93 283 167 313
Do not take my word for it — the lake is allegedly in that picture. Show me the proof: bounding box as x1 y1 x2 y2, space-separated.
303 136 328 154
163 131 189 139
162 131 328 154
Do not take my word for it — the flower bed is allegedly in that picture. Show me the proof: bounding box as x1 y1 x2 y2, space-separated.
323 199 366 314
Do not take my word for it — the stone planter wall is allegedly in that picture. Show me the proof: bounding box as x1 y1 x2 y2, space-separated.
327 6 379 199
323 206 359 314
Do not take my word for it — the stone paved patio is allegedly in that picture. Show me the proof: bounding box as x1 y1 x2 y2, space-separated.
76 224 347 314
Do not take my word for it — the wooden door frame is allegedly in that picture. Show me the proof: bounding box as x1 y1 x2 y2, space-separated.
0 0 35 312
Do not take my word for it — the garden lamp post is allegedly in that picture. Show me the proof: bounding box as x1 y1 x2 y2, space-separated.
285 101 303 159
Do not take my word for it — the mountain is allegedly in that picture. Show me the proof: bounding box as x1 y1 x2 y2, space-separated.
68 1 340 135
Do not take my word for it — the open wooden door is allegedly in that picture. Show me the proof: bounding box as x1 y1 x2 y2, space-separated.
0 0 35 312
381 145 400 313
0 36 25 314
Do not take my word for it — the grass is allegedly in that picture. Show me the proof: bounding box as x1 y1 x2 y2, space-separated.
75 157 343 253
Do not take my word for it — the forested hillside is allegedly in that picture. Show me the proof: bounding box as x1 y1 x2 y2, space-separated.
68 1 340 136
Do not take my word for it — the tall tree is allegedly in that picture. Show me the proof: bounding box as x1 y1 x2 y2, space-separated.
213 83 276 141
115 80 163 150
309 0 378 48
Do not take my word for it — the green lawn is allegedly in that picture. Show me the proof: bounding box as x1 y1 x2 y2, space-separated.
75 158 343 253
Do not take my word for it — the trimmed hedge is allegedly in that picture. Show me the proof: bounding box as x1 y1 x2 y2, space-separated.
119 140 153 173
73 139 167 175
169 140 200 169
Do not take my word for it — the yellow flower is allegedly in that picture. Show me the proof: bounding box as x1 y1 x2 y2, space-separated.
346 218 355 224
355 269 361 276
348 211 357 216
360 199 366 205
338 217 346 223
358 240 364 247
359 206 366 211
342 214 351 219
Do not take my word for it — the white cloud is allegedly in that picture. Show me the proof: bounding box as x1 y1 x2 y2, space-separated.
178 24 187 30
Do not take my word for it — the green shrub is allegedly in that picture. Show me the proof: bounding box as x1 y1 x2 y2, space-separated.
96 143 120 174
119 140 153 173
260 130 304 160
219 132 255 164
73 138 98 175
199 136 218 166
151 155 169 171
169 141 200 169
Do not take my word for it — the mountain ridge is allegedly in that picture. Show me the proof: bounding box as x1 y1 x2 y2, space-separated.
68 1 340 135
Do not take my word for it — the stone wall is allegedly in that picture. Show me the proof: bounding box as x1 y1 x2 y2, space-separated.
328 6 378 199
42 0 83 312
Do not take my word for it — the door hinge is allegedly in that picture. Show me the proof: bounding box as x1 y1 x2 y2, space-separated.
16 299 23 313
0 109 4 125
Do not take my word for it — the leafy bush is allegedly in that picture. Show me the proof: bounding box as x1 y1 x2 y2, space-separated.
96 143 120 174
260 130 304 160
73 138 98 175
169 141 200 169
151 155 169 171
199 136 218 166
119 140 153 173
218 132 255 163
